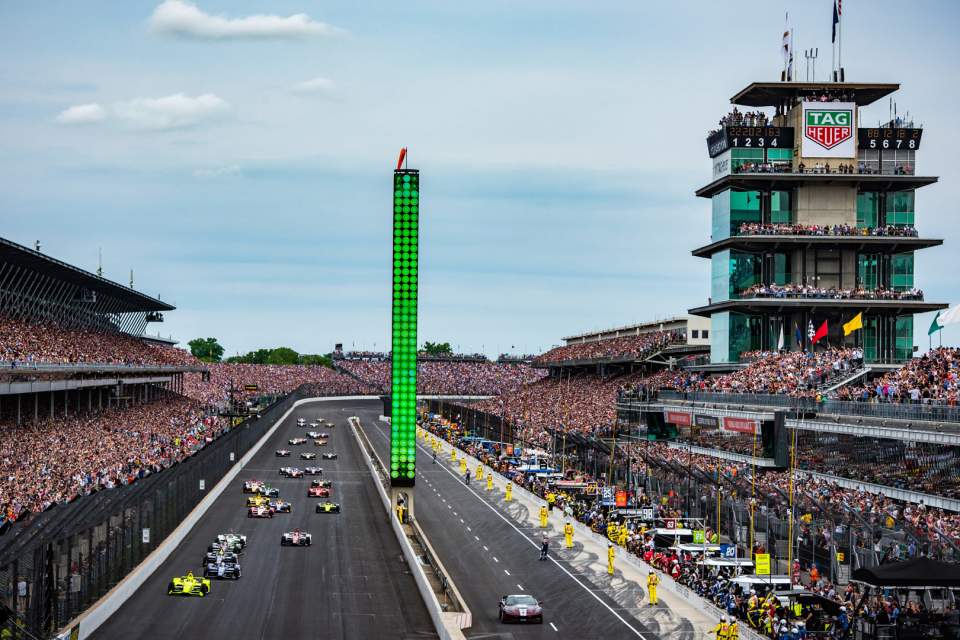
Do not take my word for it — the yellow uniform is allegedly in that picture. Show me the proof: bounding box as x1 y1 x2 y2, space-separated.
505 483 512 502
617 528 628 547
547 492 556 511
459 458 467 474
476 465 483 480
728 621 739 640
647 572 659 605
607 545 615 575
564 522 574 548
539 506 549 528
486 475 494 491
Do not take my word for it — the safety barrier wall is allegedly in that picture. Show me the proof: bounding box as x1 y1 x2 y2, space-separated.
45 395 372 640
348 417 469 640
434 434 767 640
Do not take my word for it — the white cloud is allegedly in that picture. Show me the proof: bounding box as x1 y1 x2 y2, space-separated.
149 0 345 40
292 77 335 96
113 93 231 131
193 164 242 179
55 103 107 125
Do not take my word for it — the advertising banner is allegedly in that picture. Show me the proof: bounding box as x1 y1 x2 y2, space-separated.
712 149 731 179
665 411 692 427
722 416 758 435
802 101 856 158
601 486 616 506
694 414 719 429
615 490 628 508
755 553 771 575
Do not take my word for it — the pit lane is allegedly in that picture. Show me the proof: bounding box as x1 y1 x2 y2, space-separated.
92 399 436 640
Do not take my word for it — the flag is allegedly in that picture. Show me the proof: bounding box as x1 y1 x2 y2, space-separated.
928 311 943 336
795 324 803 345
832 1 839 43
813 320 829 344
843 312 863 336
807 320 815 341
939 303 960 327
777 326 785 351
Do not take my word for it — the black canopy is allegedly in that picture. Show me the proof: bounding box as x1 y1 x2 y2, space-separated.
851 558 960 588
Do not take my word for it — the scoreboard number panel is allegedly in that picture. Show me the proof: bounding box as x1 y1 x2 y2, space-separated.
857 128 923 150
707 127 795 157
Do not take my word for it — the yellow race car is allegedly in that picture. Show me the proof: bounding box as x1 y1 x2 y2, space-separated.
168 571 211 597
247 495 270 508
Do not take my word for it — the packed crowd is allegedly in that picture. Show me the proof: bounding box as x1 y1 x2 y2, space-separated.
336 360 545 396
183 363 376 406
736 223 919 238
0 398 222 526
534 330 684 365
0 316 198 367
709 108 771 135
795 161 860 175
739 284 923 301
837 347 960 405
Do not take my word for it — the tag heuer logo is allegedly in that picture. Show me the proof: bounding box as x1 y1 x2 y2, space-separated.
805 109 853 149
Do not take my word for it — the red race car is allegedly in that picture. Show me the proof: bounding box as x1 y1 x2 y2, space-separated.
308 486 331 498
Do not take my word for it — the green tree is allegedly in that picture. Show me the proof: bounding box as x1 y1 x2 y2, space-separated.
421 341 453 356
299 353 334 367
188 337 224 363
267 347 300 365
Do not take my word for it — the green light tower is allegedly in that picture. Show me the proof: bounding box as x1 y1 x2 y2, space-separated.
390 157 419 488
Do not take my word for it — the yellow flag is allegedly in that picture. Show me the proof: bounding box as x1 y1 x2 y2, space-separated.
843 312 863 336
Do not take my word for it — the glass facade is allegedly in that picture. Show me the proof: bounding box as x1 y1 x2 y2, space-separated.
857 192 880 228
857 191 915 228
713 189 792 239
861 315 914 363
770 190 792 224
887 191 915 227
857 252 914 291
711 250 763 301
710 312 762 363
891 252 914 291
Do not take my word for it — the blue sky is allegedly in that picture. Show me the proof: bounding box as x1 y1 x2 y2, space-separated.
2 1 959 356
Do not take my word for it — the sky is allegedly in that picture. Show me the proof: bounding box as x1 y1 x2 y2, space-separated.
2 1 959 357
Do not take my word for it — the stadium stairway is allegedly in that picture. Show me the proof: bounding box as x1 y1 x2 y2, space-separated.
819 366 871 394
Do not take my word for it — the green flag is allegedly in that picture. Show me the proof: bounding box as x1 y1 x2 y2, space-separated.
928 311 942 336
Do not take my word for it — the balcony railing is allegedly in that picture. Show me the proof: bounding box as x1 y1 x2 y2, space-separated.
732 286 924 302
733 223 919 238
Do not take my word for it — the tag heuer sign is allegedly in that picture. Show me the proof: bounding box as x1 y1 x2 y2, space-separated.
801 102 856 158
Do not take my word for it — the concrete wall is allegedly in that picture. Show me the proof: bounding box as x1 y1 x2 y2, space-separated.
687 315 712 346
794 185 857 227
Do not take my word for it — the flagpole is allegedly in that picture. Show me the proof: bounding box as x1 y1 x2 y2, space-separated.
838 2 843 78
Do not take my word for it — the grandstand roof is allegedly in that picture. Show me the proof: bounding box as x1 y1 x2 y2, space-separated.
696 173 938 199
691 235 943 259
0 237 174 312
562 317 691 343
731 81 899 107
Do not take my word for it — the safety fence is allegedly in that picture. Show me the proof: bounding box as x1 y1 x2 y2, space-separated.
0 387 309 639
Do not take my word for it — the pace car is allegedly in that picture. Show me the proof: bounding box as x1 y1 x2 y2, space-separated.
498 594 543 624
210 533 246 553
246 495 270 508
310 479 332 488
288 438 308 445
248 505 274 518
304 467 323 475
279 467 304 478
243 480 264 493
168 572 211 597
280 529 312 546
321 452 338 460
308 486 330 498
300 452 317 460
276 449 291 457
269 499 292 513
306 431 322 439
316 501 341 514
313 439 328 447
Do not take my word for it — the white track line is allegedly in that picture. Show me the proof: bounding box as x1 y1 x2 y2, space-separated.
550 622 559 631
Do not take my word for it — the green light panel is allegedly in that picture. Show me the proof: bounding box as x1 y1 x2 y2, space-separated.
390 169 419 487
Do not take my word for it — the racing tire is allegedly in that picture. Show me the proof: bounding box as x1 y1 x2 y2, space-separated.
167 582 175 594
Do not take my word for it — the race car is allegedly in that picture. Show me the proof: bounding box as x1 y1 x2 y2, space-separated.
321 452 338 460
203 553 241 580
255 485 280 498
317 432 330 439
308 486 331 498
167 571 211 597
210 533 246 554
276 449 291 457
288 438 308 445
316 501 341 514
279 467 303 478
309 421 319 428
300 452 317 460
306 431 322 439
280 529 312 546
310 479 332 488
202 549 238 567
243 480 264 493
246 495 270 508
269 499 292 513
304 467 323 475
297 418 306 426
248 505 274 518
313 439 328 447
498 594 544 624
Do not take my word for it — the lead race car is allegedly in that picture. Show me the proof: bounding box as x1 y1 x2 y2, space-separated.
297 418 306 427
168 571 211 597
281 529 312 546
498 594 544 624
